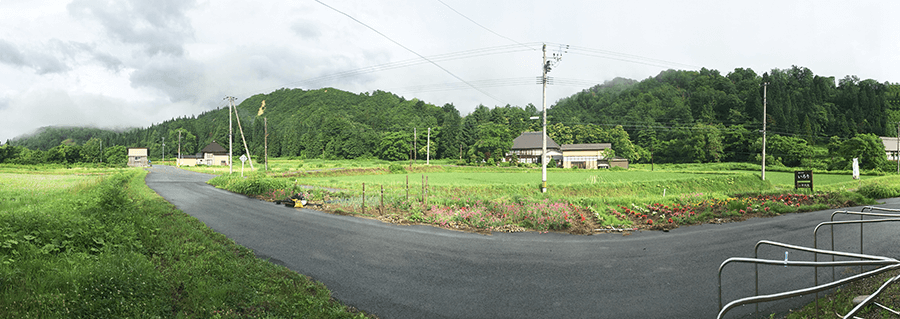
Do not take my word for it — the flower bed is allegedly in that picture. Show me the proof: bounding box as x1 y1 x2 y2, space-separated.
608 193 851 230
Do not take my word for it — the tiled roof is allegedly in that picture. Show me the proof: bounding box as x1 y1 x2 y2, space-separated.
201 141 228 154
511 131 560 150
560 143 612 151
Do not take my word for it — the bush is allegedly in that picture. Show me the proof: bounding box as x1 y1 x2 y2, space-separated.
857 183 900 199
388 163 406 174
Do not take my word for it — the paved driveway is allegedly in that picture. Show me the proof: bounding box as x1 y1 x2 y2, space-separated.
144 166 900 318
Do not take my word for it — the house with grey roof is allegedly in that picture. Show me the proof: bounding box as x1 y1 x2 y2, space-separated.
507 131 562 164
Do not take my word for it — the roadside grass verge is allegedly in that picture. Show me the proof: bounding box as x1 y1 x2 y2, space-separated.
0 168 368 318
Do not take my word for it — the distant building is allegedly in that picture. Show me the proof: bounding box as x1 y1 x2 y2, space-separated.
506 132 629 169
880 137 900 161
507 131 562 164
127 148 149 167
561 143 612 169
176 141 231 166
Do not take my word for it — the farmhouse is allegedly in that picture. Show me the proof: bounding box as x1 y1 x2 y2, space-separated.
507 131 562 164
127 148 149 167
176 141 231 166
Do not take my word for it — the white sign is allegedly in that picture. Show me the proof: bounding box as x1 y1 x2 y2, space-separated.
239 154 248 163
852 158 860 180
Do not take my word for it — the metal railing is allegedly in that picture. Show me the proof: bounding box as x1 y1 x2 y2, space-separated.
717 206 900 319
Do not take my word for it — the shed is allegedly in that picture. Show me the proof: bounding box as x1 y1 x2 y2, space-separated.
560 143 612 169
127 148 149 167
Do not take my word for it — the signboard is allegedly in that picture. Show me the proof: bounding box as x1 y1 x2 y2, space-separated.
239 154 248 163
794 170 813 191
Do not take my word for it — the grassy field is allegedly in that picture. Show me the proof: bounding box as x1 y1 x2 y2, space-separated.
0 166 367 318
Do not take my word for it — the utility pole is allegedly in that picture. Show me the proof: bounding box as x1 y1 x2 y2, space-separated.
896 122 899 174
541 44 548 193
178 131 182 167
226 96 234 174
761 82 768 181
427 127 431 165
539 43 565 193
99 138 102 163
414 127 417 164
162 137 165 163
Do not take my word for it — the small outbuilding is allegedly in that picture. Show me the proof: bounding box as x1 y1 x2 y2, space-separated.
127 148 149 167
177 141 230 166
880 137 900 161
561 143 612 169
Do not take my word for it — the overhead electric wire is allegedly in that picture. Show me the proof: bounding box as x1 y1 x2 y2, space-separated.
387 77 601 94
435 0 535 51
282 43 540 89
315 0 505 104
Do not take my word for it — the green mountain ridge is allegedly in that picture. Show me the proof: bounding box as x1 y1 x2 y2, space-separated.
6 66 900 167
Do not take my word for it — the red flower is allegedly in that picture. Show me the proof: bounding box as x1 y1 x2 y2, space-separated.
647 219 654 225
668 218 674 224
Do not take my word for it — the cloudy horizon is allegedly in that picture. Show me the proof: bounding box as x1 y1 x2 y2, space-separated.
2 0 899 141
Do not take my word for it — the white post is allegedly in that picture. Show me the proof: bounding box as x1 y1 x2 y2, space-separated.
427 127 431 165
228 97 234 174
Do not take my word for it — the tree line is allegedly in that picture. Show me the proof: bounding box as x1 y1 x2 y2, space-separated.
3 66 899 170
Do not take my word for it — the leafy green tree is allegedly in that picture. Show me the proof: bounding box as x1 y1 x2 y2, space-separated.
104 145 128 167
835 133 887 170
376 131 411 161
472 123 512 162
80 137 103 163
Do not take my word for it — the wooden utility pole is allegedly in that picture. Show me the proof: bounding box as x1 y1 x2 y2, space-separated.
232 99 254 170
226 96 234 173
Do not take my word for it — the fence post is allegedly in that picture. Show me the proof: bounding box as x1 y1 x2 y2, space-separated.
362 183 366 215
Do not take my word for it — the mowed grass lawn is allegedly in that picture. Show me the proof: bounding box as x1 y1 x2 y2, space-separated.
762 170 872 188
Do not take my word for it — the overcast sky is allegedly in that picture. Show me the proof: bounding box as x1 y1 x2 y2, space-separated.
2 0 899 141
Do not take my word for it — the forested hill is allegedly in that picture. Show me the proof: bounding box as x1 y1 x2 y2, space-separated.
5 66 900 168
551 67 900 140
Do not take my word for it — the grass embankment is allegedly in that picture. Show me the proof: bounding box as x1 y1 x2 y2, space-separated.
0 168 367 318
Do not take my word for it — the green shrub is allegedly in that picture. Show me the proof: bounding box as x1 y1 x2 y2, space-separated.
388 164 406 174
857 183 900 199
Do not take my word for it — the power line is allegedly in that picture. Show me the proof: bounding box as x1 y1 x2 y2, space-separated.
435 0 535 51
279 43 540 90
315 0 505 104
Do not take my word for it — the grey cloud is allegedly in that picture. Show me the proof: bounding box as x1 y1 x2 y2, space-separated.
30 52 69 74
92 51 124 72
291 20 322 40
68 0 196 57
0 39 68 74
129 57 205 103
52 40 125 72
0 40 27 67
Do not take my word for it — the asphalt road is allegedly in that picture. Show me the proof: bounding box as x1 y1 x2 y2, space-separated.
144 166 900 318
